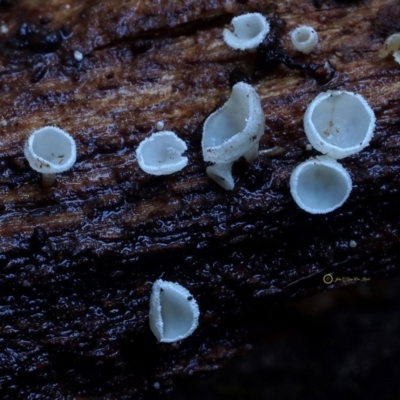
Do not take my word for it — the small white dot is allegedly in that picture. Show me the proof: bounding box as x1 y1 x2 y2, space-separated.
1 119 7 127
156 121 164 131
349 240 357 248
306 143 312 151
1 25 8 34
153 382 160 390
74 50 83 61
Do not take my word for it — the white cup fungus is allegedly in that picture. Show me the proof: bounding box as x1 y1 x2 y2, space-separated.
149 279 200 343
24 125 77 187
156 121 165 131
290 156 352 214
304 90 376 159
223 13 270 51
379 33 400 64
202 82 264 190
136 131 188 176
290 26 318 54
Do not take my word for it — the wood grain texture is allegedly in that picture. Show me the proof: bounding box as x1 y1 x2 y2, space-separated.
0 0 400 398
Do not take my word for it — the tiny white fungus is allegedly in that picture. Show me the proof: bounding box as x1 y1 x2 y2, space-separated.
24 126 77 187
379 33 400 64
290 156 352 214
306 143 313 151
202 81 264 190
1 119 7 127
291 26 318 54
223 13 270 51
206 162 234 191
349 240 357 248
304 90 376 159
149 279 199 343
0 25 8 34
136 131 188 175
74 50 83 61
202 82 264 164
156 121 165 131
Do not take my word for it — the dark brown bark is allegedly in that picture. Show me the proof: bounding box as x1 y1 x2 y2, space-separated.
0 0 399 398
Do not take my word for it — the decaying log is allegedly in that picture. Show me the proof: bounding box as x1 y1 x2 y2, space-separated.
0 0 400 398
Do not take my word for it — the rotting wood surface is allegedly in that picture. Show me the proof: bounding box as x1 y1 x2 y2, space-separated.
0 0 400 398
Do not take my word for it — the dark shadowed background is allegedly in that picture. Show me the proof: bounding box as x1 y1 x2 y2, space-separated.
172 277 400 400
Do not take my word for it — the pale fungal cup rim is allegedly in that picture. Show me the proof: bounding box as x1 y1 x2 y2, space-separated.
303 90 376 159
223 12 270 51
201 81 264 190
290 156 352 214
136 130 188 176
24 125 77 175
149 279 200 343
202 81 264 165
290 25 318 54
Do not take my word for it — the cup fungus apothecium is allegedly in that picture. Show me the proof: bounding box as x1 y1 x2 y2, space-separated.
136 131 188 176
223 13 270 51
303 90 376 159
202 81 264 190
24 125 77 187
149 279 199 343
290 156 352 214
290 26 319 54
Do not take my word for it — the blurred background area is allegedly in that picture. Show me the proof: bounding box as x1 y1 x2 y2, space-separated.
172 276 400 400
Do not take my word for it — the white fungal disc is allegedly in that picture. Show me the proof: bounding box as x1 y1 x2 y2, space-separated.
206 162 234 190
136 131 188 175
223 13 270 51
149 280 199 343
290 156 352 214
290 26 318 54
304 90 376 159
202 82 264 164
24 126 77 174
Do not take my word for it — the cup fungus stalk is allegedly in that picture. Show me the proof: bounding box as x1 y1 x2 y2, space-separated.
223 13 270 51
149 279 199 343
290 156 352 214
24 126 77 187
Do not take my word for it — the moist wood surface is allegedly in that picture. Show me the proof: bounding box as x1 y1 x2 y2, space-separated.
0 0 400 398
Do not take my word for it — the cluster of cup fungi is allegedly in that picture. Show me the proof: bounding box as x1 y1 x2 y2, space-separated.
21 13 397 343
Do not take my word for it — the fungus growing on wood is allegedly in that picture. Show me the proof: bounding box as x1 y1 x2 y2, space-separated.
290 26 318 54
202 82 264 189
156 121 165 131
223 13 270 51
24 126 77 187
74 50 83 61
304 90 375 159
379 33 400 64
206 162 234 191
149 279 199 343
290 156 352 214
136 131 188 175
